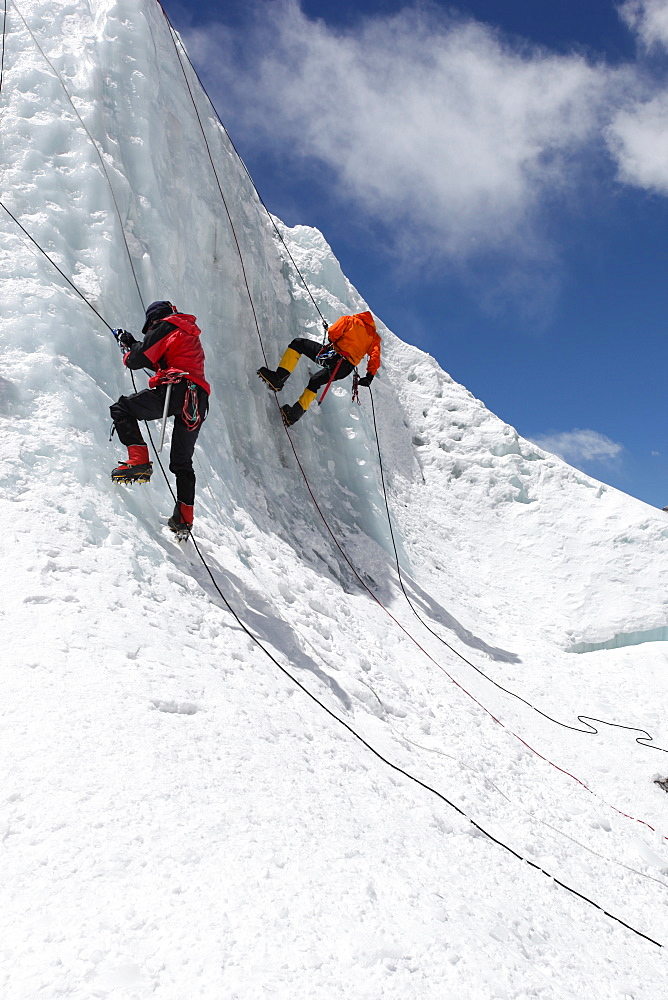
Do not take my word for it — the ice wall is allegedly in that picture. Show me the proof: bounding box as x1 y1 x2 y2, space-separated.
1 0 423 582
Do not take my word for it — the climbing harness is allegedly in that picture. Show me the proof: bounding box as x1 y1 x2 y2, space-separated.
147 367 188 389
315 342 339 367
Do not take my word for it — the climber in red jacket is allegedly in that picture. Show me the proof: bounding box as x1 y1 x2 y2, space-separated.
258 311 381 426
109 300 210 536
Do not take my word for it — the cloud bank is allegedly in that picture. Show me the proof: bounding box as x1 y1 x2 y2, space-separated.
608 2 668 195
530 429 624 466
186 0 668 260
608 91 668 194
620 0 668 49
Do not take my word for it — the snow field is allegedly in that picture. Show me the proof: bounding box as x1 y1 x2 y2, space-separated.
2 1 668 997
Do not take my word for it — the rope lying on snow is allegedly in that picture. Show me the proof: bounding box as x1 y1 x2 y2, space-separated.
368 391 668 754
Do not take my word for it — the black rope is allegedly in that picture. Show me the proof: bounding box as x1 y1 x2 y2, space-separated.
368 389 668 756
0 0 7 98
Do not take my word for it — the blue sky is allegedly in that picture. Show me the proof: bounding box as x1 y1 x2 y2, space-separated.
164 0 668 508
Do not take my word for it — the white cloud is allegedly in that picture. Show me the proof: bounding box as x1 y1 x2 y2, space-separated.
185 1 668 267
187 2 618 262
607 2 668 192
530 429 624 466
620 0 668 49
608 89 668 193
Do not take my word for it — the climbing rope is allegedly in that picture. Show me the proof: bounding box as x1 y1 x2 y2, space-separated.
367 389 668 755
361 678 668 893
0 0 7 99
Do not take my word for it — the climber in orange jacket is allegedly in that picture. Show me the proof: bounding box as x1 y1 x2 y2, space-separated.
257 311 381 426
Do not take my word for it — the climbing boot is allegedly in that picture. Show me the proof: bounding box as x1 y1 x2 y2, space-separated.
111 445 153 484
168 502 194 540
257 366 290 392
280 402 305 427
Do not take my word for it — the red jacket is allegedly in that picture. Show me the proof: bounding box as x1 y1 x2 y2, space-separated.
327 311 381 375
124 313 210 394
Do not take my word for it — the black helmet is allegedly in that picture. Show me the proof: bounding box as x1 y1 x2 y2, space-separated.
142 300 175 334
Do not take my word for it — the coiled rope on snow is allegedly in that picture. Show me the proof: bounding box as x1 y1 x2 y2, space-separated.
367 390 668 755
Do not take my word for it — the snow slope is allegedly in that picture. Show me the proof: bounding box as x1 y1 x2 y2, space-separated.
2 1 668 997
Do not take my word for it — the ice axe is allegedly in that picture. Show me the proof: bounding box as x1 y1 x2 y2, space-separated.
148 369 188 452
158 382 172 453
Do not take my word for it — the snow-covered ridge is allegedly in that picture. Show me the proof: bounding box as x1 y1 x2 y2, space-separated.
2 2 668 996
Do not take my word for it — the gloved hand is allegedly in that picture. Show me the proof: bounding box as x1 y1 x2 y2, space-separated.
113 329 136 349
358 372 374 387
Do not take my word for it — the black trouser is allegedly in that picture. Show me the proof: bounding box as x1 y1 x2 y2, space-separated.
289 338 355 392
110 382 209 506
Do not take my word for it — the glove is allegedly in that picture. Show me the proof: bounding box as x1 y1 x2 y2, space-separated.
358 372 374 387
113 329 136 349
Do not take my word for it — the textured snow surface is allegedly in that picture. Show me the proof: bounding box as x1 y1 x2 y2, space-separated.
2 2 668 998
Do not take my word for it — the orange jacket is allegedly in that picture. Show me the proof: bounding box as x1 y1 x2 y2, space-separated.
327 311 381 375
